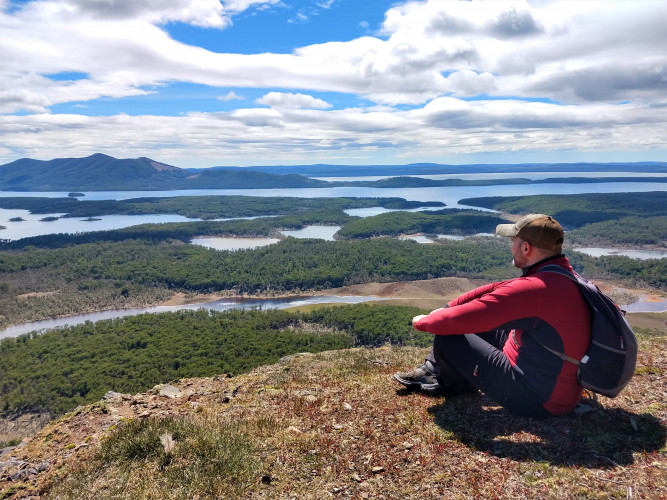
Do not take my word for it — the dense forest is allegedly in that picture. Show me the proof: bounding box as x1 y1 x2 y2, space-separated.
0 304 428 417
336 210 505 239
0 237 515 328
460 192 667 248
460 192 666 228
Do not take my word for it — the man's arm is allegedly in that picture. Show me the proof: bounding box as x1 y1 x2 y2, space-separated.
414 278 532 336
447 280 511 307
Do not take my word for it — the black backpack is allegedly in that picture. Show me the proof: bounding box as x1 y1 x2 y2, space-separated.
536 265 638 398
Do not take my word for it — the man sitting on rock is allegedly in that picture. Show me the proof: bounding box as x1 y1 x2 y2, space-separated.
394 214 591 417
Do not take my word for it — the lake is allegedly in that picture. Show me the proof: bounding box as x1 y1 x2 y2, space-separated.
0 179 664 203
0 209 196 241
574 248 667 260
1 178 665 241
312 171 667 182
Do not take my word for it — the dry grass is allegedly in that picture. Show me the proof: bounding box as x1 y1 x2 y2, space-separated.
1 333 665 499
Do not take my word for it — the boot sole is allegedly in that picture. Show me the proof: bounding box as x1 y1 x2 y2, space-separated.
393 373 442 393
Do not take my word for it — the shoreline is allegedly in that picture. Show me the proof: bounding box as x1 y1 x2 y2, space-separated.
1 278 665 336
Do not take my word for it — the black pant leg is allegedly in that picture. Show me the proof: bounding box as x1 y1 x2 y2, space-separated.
430 332 552 418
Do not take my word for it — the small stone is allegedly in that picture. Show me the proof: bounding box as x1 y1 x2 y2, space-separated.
371 466 384 474
352 473 362 482
286 426 303 435
102 391 124 403
333 424 343 430
157 384 183 399
402 441 414 449
342 402 353 411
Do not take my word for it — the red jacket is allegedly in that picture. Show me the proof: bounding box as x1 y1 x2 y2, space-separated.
413 256 591 415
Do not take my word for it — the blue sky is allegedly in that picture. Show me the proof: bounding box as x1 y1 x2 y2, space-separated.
1 0 666 168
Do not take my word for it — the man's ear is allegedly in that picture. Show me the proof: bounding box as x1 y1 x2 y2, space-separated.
522 241 533 255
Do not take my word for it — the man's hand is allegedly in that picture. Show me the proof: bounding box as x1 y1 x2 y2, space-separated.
412 314 427 325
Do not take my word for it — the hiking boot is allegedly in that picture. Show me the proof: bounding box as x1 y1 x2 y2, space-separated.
393 363 443 395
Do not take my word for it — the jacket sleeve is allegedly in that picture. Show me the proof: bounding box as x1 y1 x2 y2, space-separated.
447 280 512 307
415 277 539 336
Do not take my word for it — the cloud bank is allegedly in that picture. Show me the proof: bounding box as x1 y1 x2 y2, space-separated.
0 0 665 166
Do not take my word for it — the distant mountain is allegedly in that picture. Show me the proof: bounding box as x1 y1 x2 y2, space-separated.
0 154 327 191
0 154 187 191
197 161 667 177
2 154 666 191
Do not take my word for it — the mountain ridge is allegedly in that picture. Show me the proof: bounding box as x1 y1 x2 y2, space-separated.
0 154 328 191
2 154 666 191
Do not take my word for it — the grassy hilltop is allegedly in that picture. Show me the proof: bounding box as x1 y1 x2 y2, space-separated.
0 329 665 499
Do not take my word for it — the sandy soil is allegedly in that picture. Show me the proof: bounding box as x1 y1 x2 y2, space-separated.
158 277 489 312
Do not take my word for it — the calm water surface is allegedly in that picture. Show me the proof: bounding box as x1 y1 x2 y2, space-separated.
313 171 667 182
191 236 280 251
0 210 195 241
1 180 664 203
0 295 388 339
573 248 667 260
281 225 340 241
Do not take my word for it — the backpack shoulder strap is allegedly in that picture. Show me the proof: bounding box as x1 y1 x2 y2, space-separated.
532 264 583 365
539 264 578 282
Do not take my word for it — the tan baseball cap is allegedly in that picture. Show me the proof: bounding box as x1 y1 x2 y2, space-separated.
496 214 564 251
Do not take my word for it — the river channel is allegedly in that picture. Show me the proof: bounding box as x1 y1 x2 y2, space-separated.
0 295 389 340
1 288 663 341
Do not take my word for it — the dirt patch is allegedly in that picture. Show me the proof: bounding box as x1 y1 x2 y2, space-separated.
0 413 51 444
16 291 59 299
159 292 225 306
319 277 486 301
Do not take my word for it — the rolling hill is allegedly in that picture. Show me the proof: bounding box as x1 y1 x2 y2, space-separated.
0 154 327 191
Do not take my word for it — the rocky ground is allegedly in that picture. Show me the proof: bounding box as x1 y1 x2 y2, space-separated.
0 341 665 499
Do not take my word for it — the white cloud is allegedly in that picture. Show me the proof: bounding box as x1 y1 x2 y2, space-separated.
1 97 664 166
0 0 665 165
33 0 280 27
218 91 245 101
256 92 332 109
4 0 666 108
